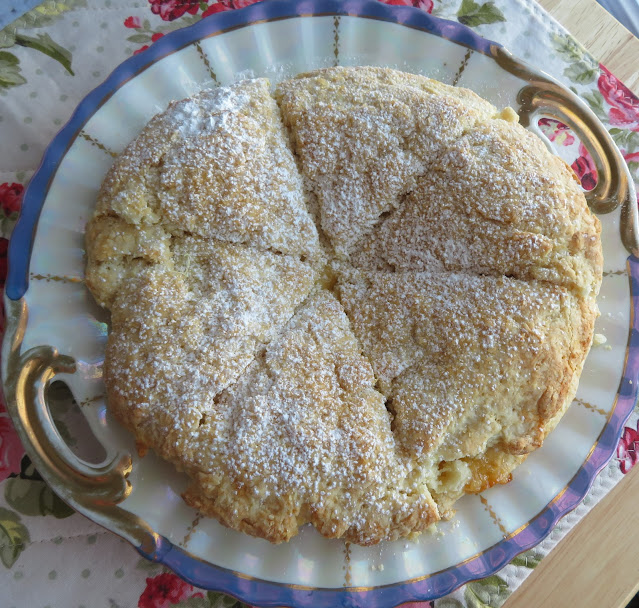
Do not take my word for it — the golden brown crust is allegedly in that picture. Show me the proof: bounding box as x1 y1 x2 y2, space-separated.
275 66 501 256
180 291 439 545
85 67 602 545
336 267 597 516
86 79 320 308
351 119 602 299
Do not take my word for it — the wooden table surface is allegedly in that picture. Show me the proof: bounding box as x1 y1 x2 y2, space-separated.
539 0 639 94
506 3 639 607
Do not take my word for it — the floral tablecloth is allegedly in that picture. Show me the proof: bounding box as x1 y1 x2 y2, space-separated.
1 1 639 607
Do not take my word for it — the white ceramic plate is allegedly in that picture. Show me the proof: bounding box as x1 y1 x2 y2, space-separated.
3 1 638 606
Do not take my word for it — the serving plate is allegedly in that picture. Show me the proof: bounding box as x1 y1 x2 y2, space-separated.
2 0 638 606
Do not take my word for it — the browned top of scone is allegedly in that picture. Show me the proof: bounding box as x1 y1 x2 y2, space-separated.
85 66 602 545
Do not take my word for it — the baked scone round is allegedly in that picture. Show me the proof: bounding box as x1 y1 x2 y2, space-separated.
85 67 602 546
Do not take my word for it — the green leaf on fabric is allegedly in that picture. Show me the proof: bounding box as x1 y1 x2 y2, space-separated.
5 478 42 516
609 127 639 151
0 214 17 238
564 61 598 84
457 0 505 27
127 33 153 44
510 549 543 568
205 591 253 608
0 507 30 568
436 599 465 608
0 28 16 49
464 575 511 608
14 33 73 75
4 477 74 519
178 597 212 608
206 591 243 608
0 0 86 49
40 482 74 518
156 14 201 34
550 32 598 85
0 51 25 88
19 456 42 481
551 32 587 62
582 90 608 121
176 596 250 608
9 0 87 31
0 2 80 50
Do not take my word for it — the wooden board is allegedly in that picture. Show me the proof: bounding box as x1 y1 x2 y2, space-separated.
538 0 639 94
506 465 639 607
505 7 639 606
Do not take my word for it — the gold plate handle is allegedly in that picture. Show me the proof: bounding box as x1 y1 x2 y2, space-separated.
2 298 158 553
14 346 132 504
493 46 639 256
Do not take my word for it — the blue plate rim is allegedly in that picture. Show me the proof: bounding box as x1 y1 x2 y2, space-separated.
4 1 637 606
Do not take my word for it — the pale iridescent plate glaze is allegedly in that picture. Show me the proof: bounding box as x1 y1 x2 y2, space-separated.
2 1 638 606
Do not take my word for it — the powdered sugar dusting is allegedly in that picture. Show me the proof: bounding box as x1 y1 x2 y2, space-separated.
350 119 601 299
276 66 500 256
172 85 245 137
86 67 602 546
183 291 436 544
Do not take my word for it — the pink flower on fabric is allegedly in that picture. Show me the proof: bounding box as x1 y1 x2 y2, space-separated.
228 0 262 7
617 420 639 474
623 150 639 164
202 2 232 16
211 0 262 9
598 65 639 131
133 32 164 55
138 573 200 608
570 142 597 191
377 0 434 13
537 118 575 147
0 182 23 216
0 416 24 482
148 0 202 21
124 16 142 28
